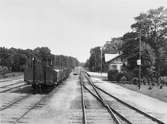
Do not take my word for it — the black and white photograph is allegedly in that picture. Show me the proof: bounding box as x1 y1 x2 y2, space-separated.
0 0 167 124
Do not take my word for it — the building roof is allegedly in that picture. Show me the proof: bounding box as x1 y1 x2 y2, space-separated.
105 53 120 62
106 54 122 64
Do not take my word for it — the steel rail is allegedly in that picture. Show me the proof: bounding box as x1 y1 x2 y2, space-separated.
0 84 28 93
94 85 165 124
0 80 24 89
0 94 32 111
80 72 124 124
0 77 22 83
79 74 87 124
12 81 60 124
83 85 122 124
13 96 45 124
87 83 131 124
83 71 165 124
82 71 136 124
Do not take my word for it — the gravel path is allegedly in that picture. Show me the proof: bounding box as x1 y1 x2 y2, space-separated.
18 74 83 124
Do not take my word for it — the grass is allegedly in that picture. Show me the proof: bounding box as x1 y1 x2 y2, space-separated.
118 83 167 103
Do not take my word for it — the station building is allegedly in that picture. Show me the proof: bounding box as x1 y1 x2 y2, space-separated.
105 53 127 72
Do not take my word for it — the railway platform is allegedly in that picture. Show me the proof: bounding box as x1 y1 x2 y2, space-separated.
89 75 167 123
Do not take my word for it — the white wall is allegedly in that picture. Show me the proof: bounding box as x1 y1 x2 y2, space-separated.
109 63 122 72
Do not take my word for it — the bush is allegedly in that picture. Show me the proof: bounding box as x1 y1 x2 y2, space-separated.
117 72 129 81
107 70 119 81
131 77 139 84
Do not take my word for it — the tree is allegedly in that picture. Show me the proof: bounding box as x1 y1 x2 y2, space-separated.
103 37 123 54
11 54 27 71
53 55 79 69
85 46 107 72
131 7 167 73
121 32 139 70
0 46 79 73
89 47 101 72
33 47 51 62
121 7 167 79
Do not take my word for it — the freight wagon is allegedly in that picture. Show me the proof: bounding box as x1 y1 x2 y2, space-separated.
24 61 71 90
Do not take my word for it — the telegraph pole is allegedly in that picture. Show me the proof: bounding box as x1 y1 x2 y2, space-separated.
32 57 35 86
138 29 142 89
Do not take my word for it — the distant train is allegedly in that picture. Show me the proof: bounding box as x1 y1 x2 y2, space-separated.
24 60 71 90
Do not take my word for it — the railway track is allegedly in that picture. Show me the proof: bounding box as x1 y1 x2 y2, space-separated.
80 71 165 124
80 72 128 124
79 74 87 124
0 76 23 83
0 83 28 93
0 84 57 124
13 87 59 124
94 86 164 124
13 95 46 124
0 80 24 89
0 94 32 111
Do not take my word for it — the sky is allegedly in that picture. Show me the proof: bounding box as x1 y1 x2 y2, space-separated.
0 0 167 62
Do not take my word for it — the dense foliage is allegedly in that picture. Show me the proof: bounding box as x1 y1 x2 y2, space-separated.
85 46 108 72
122 7 167 77
103 37 123 54
85 7 167 78
53 55 79 69
0 47 79 73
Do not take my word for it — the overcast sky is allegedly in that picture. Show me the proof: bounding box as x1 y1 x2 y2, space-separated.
0 0 167 62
